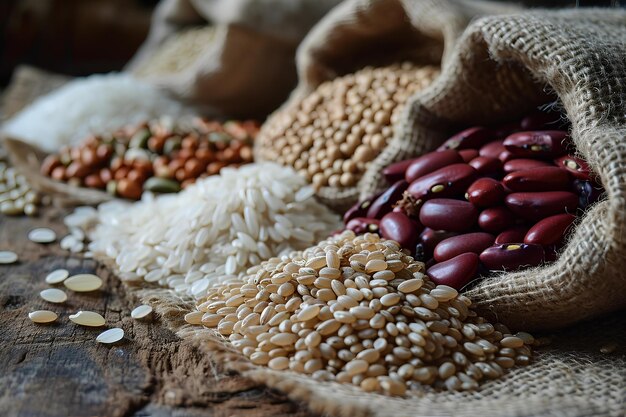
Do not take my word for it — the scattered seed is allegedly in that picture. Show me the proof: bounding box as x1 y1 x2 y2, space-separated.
0 250 18 264
64 274 103 292
29 310 58 323
184 311 203 325
69 311 105 327
45 268 69 284
40 288 67 303
96 328 124 344
28 228 57 243
131 304 153 320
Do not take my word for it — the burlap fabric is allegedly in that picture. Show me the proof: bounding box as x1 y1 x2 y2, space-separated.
256 0 521 211
127 0 341 119
356 8 626 331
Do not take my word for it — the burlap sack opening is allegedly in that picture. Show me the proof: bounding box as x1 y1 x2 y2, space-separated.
359 8 626 332
127 0 342 119
256 0 522 211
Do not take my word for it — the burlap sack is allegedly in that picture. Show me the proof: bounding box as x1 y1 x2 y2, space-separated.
357 8 626 332
127 0 341 119
256 0 521 210
132 8 622 417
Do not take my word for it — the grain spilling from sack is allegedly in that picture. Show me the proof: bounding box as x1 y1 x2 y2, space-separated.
65 163 341 299
257 63 439 190
191 231 532 395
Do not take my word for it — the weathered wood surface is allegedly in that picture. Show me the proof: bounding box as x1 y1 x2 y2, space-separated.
0 207 317 417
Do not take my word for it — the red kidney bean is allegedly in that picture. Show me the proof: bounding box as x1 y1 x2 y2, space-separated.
343 193 381 223
503 166 570 192
405 150 463 183
426 252 479 290
468 156 502 175
478 206 515 233
467 178 506 207
419 199 478 232
503 158 552 173
573 180 603 209
503 130 569 158
480 243 544 271
380 212 422 250
437 127 495 151
505 191 578 222
524 213 576 246
493 122 521 138
367 180 408 219
419 228 459 256
554 155 592 181
520 111 563 130
459 149 479 163
495 226 529 244
407 164 478 202
433 232 495 262
383 159 416 184
479 140 506 159
346 217 380 235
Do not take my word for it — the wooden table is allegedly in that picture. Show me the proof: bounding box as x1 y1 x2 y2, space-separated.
0 207 316 417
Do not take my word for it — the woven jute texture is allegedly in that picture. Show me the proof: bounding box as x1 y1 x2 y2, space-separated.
255 0 521 211
358 8 626 331
127 0 341 119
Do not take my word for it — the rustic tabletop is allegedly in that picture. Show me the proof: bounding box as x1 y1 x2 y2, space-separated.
0 207 317 417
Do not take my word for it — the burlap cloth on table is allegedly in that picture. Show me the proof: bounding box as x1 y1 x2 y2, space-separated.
126 0 342 119
356 7 626 332
256 0 522 211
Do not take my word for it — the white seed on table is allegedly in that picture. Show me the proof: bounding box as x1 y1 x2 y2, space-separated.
345 359 368 376
131 305 153 319
297 305 320 321
96 328 124 344
69 311 106 327
397 278 423 293
64 274 103 292
268 357 289 370
184 311 203 325
40 288 67 303
380 293 400 307
45 269 69 284
28 228 57 244
29 310 58 323
0 251 18 264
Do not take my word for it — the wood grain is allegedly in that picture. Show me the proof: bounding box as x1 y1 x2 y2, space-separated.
0 208 317 417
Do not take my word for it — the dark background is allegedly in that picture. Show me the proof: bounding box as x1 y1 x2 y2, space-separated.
0 0 621 88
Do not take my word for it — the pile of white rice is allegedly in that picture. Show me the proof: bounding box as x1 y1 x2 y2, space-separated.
65 163 341 299
2 73 194 152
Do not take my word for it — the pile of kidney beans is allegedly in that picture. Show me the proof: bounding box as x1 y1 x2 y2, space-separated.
343 110 603 290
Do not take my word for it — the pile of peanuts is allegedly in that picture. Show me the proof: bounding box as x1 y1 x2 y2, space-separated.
345 110 603 290
257 63 439 189
41 117 258 199
188 231 533 395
